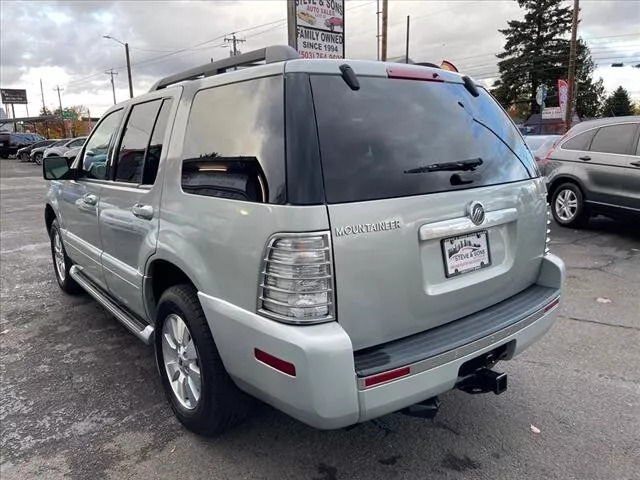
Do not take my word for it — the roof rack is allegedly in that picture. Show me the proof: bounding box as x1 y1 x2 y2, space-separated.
149 45 300 91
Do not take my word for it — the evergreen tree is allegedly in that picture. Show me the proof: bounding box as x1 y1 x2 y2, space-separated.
601 86 634 117
493 0 604 119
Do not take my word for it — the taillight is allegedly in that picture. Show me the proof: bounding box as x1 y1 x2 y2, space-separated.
258 232 335 324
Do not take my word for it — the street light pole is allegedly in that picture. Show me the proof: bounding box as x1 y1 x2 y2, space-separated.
103 35 133 98
125 43 133 98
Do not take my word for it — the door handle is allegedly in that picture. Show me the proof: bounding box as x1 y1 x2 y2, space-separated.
82 193 98 206
579 156 591 161
630 161 640 167
131 204 154 220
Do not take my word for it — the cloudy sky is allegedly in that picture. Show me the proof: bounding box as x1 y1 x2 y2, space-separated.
1 0 639 118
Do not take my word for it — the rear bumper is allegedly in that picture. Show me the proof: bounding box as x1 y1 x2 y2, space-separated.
199 254 564 429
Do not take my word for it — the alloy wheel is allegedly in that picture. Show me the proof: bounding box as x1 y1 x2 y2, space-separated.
53 231 66 282
161 314 201 410
554 188 578 222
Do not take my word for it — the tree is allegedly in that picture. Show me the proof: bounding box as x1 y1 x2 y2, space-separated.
494 0 604 119
601 86 633 117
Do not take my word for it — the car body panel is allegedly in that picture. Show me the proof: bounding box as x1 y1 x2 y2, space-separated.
98 90 181 318
328 178 548 350
56 180 106 287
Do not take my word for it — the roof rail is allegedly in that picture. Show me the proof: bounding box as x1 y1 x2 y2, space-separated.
149 45 300 91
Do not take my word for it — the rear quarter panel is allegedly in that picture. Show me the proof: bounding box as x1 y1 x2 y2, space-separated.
153 80 330 313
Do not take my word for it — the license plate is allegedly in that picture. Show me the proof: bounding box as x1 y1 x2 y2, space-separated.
441 230 491 278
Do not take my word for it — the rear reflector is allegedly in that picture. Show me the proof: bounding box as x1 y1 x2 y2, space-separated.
544 297 561 313
254 348 296 377
363 366 411 388
387 67 444 82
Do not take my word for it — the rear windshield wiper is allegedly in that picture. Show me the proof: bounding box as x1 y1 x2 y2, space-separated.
404 158 483 174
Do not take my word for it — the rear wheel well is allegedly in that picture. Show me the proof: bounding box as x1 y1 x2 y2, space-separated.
45 205 56 233
148 260 196 317
548 177 585 200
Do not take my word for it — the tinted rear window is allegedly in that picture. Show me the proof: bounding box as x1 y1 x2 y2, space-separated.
589 123 638 155
310 76 534 203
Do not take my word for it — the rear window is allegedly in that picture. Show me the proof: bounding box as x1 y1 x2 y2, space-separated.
310 76 535 203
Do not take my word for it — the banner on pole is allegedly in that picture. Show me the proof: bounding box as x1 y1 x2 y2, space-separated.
557 79 569 120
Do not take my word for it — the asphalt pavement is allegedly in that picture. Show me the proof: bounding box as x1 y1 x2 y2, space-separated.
1 159 639 480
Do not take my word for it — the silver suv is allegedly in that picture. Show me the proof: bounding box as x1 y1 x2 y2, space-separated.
42 46 564 436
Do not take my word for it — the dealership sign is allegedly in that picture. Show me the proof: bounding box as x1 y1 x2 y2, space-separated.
0 88 28 105
542 107 563 120
287 0 344 59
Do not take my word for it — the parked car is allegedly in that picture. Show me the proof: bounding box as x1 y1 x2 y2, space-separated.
31 138 69 165
0 132 45 158
42 45 564 437
42 137 87 158
524 134 562 169
544 116 640 227
325 16 343 31
63 146 82 162
16 139 57 162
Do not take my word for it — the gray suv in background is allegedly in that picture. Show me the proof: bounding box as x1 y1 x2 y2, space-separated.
544 116 640 227
42 46 564 436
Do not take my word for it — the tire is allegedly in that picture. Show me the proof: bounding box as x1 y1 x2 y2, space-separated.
20 152 30 162
155 284 251 436
34 152 43 165
49 219 82 294
551 182 589 227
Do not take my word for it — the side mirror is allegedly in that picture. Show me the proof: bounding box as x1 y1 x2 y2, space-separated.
43 156 72 180
85 149 95 157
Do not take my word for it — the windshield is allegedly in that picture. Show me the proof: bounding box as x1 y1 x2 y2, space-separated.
310 75 535 203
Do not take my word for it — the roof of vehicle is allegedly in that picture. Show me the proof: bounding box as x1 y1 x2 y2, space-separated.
148 45 470 93
568 115 640 135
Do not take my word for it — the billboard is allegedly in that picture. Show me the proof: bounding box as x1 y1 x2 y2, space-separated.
288 0 345 59
0 88 28 104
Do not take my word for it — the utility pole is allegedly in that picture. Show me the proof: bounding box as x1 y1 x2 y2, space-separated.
40 79 46 113
565 0 579 131
105 69 118 104
405 15 410 64
40 79 50 137
376 0 381 61
54 85 65 137
380 0 388 61
224 33 246 57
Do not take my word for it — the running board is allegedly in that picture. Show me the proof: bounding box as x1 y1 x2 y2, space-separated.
69 265 154 345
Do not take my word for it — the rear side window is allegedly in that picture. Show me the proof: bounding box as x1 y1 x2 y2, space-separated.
181 76 285 203
561 129 596 151
309 76 534 203
589 123 638 155
115 100 162 183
